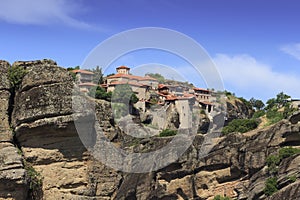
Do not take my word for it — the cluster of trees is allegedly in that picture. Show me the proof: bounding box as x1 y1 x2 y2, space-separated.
222 119 259 134
145 73 165 83
222 92 296 134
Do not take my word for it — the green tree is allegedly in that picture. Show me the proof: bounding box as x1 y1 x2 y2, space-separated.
88 86 112 101
238 97 252 109
112 84 139 104
275 92 290 107
66 66 80 71
266 98 276 110
250 97 265 110
66 66 80 81
266 92 291 111
145 73 165 83
92 66 104 84
8 65 28 90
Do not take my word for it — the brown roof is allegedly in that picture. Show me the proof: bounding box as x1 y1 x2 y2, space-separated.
72 69 94 75
116 66 130 69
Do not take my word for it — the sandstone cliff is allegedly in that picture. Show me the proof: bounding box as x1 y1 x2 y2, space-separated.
0 60 299 200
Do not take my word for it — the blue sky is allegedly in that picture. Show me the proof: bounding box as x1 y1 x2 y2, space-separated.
0 0 300 101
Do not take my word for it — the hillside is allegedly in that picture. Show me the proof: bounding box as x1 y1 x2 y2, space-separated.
0 60 300 200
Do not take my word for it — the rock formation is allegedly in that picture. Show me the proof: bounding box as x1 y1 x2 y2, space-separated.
0 59 299 200
0 60 27 200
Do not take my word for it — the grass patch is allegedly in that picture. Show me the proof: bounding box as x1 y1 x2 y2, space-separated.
264 177 278 196
159 129 177 137
213 195 232 200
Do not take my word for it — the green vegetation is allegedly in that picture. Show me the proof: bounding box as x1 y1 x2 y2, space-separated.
279 147 300 160
249 97 265 110
213 195 232 200
266 155 281 174
238 97 252 109
257 92 296 126
26 165 43 190
8 65 28 90
224 90 235 97
264 177 278 196
110 84 139 119
265 108 284 125
88 86 112 101
264 147 300 196
266 147 300 174
200 109 206 115
252 110 265 119
288 175 297 183
112 103 128 119
66 66 80 81
159 129 178 137
145 73 165 83
24 161 43 199
112 84 139 104
222 119 259 134
92 65 104 84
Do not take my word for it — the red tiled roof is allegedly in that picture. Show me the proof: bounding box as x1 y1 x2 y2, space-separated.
157 92 177 100
72 69 94 75
183 93 195 97
158 84 168 89
116 66 130 69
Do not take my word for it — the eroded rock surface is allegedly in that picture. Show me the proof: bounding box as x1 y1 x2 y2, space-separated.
0 60 27 200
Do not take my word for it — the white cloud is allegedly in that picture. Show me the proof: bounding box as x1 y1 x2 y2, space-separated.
0 0 98 30
280 43 300 61
213 54 300 101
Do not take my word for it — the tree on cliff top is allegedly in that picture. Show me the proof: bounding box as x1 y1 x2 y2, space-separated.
145 73 165 83
8 65 28 90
